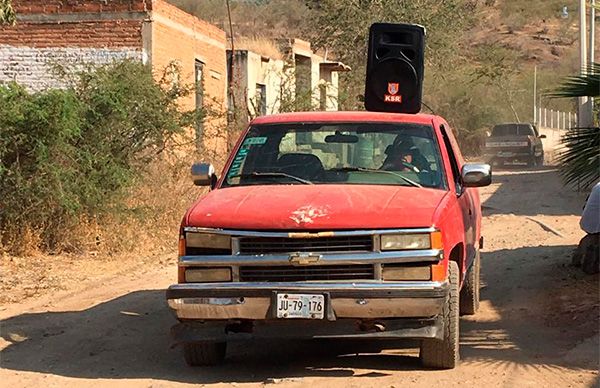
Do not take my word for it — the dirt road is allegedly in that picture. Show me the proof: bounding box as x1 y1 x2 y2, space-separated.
1 168 598 387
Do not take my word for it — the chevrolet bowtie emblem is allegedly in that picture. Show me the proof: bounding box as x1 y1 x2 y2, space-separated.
289 252 322 265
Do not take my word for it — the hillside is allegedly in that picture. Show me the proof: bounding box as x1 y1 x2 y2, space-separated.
472 1 593 67
169 0 596 68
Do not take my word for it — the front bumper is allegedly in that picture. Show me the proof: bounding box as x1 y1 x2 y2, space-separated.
171 316 444 342
166 281 449 320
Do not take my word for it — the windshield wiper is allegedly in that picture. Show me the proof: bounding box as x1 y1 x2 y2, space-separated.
228 172 313 185
332 167 422 188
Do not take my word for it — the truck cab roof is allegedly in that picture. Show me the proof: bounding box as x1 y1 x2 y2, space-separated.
491 123 537 137
250 111 440 126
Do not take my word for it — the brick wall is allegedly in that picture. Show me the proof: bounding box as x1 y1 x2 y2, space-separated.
151 0 228 158
0 20 145 48
151 0 226 109
0 1 148 90
11 0 151 14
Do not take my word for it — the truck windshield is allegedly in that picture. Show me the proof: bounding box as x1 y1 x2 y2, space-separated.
223 123 446 189
491 124 534 136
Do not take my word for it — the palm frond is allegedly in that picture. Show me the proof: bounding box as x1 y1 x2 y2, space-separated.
558 127 600 188
548 62 600 98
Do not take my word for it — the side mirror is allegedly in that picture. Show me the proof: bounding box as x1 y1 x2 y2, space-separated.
191 162 218 188
539 134 547 139
461 163 492 187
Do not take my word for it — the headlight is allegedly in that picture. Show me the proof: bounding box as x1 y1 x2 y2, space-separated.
185 232 231 250
381 234 430 250
380 231 442 251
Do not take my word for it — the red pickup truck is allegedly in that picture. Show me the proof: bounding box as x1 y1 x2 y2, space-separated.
166 111 491 369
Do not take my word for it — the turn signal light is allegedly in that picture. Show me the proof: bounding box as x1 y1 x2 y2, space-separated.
178 236 186 256
383 266 431 281
430 231 443 250
177 265 186 283
431 263 447 281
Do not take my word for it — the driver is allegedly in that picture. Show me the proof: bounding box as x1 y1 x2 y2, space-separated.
381 136 430 172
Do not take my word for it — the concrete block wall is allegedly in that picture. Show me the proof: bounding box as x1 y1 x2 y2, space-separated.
276 38 347 112
319 66 340 111
229 50 284 119
310 54 322 109
0 45 143 91
262 57 284 116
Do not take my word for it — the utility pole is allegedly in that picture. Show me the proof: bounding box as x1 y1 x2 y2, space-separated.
590 0 596 125
591 0 596 64
578 0 592 128
533 65 537 125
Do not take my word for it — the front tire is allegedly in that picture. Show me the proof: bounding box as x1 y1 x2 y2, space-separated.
460 251 481 315
420 261 460 369
183 342 226 366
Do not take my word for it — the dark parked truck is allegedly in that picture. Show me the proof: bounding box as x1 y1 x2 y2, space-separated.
166 111 492 369
484 123 546 167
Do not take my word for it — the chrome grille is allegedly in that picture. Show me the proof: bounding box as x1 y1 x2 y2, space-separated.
238 236 373 255
239 264 375 282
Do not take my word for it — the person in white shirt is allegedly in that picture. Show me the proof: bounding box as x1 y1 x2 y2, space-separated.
574 182 600 274
580 182 600 234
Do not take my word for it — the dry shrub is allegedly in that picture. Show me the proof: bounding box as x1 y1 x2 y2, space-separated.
236 36 283 60
35 155 210 258
1 227 42 257
66 127 227 257
0 61 213 256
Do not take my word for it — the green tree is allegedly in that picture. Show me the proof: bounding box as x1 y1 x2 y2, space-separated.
304 0 477 110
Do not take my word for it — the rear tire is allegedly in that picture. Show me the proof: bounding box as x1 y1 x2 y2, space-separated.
183 342 226 366
420 261 460 369
536 154 544 166
460 251 481 315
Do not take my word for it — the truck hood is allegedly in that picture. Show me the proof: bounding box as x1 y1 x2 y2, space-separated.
185 185 448 230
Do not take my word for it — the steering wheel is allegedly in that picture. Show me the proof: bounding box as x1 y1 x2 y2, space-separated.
402 161 421 173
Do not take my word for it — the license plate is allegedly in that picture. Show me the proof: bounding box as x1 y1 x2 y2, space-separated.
498 151 514 157
276 293 325 319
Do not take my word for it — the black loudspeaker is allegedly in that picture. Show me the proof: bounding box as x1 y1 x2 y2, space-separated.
364 23 426 114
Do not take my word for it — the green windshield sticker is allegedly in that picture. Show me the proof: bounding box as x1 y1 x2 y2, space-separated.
227 143 253 178
227 137 266 178
243 136 267 145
